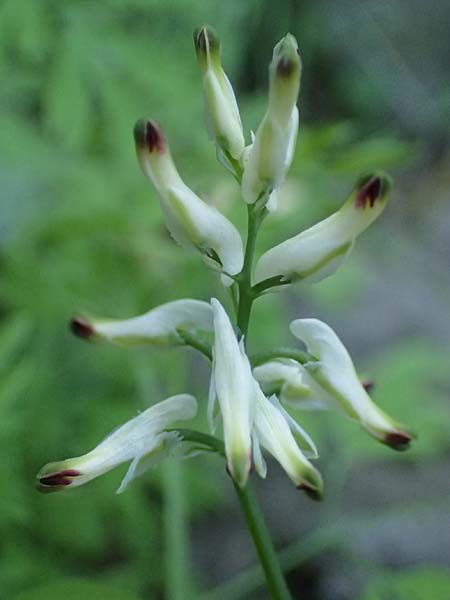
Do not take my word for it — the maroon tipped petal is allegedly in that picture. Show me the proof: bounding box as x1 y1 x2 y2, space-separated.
145 121 165 154
355 176 382 209
276 56 296 78
384 431 413 451
362 380 375 394
297 481 322 501
70 316 94 340
39 469 80 488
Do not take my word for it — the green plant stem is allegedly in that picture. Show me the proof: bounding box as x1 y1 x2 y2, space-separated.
176 329 212 361
251 347 312 367
233 202 292 600
236 205 265 338
233 482 292 600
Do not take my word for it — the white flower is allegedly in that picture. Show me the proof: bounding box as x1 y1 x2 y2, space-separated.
255 174 391 287
252 387 323 499
37 394 198 493
70 299 213 347
242 33 301 206
194 25 245 164
210 298 254 487
134 119 244 277
289 318 414 450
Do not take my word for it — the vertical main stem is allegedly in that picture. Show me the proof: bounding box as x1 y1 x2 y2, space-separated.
234 202 292 600
234 482 291 600
236 205 262 338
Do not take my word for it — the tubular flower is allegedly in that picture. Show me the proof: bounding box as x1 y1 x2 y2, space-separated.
134 119 244 277
70 299 213 347
242 33 301 207
252 388 323 499
289 318 414 450
37 394 198 494
210 298 253 487
254 173 391 287
193 25 245 166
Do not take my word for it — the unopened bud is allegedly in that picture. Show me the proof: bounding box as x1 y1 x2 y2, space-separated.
194 25 245 162
242 33 301 205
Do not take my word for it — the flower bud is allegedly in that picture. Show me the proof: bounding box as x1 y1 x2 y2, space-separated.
194 25 245 162
253 391 323 499
70 299 213 347
289 318 414 450
210 298 253 487
255 173 391 286
253 359 326 409
242 33 301 205
37 394 197 493
134 119 244 277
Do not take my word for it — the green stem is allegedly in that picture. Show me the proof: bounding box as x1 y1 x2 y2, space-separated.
234 201 292 600
176 329 212 361
236 205 265 338
251 347 312 367
233 482 291 600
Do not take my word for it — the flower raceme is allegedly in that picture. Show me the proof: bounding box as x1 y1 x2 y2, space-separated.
70 299 213 347
134 119 244 278
242 33 301 209
193 25 245 167
210 299 322 496
254 174 391 287
37 394 198 494
254 319 414 450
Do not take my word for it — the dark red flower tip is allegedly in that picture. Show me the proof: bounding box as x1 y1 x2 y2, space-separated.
70 316 94 340
362 380 375 394
355 174 390 209
297 481 323 501
39 469 80 488
133 119 165 154
384 431 413 451
276 56 296 78
193 25 219 54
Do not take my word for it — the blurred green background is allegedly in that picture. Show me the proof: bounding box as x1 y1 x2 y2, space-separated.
1 1 450 599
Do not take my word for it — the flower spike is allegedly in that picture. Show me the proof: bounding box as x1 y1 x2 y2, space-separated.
242 33 301 207
194 25 245 164
289 318 414 450
255 173 391 286
210 298 253 487
37 394 197 493
70 299 213 347
134 119 244 277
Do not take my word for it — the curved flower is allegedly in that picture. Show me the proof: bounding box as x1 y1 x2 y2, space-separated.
70 299 213 347
194 25 245 164
253 388 323 499
37 394 197 493
210 298 253 487
254 173 391 287
134 119 244 277
289 318 414 450
242 33 301 207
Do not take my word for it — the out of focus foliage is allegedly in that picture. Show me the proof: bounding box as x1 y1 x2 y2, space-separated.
1 1 449 599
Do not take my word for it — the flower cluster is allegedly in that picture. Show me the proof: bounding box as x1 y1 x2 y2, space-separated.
37 26 413 499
